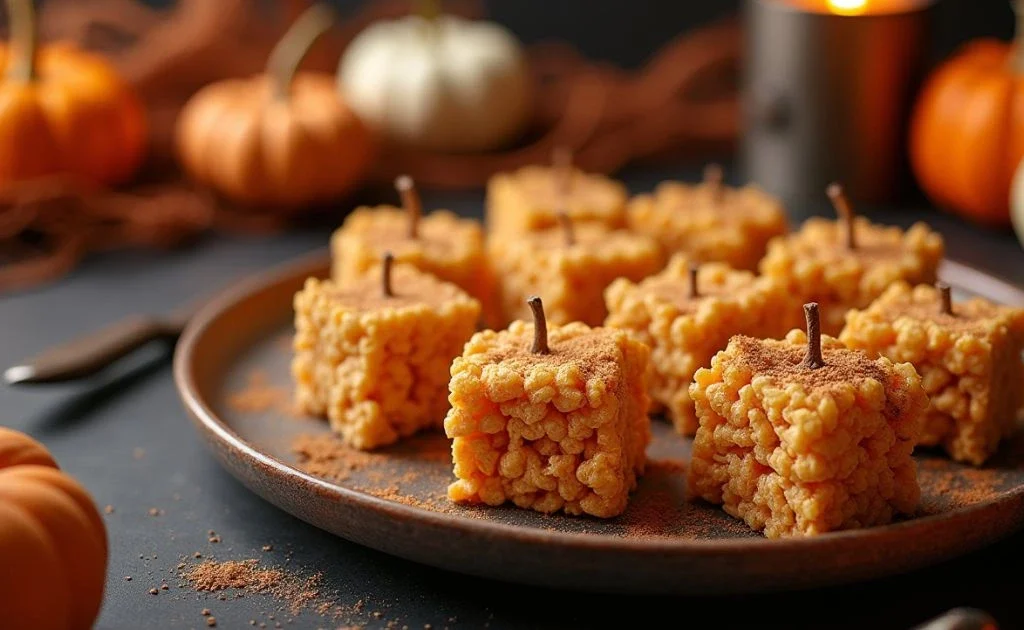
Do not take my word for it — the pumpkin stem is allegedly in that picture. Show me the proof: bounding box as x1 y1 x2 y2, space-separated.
528 296 550 355
557 208 575 246
5 0 38 82
937 282 954 316
688 263 700 299
267 3 335 102
382 251 395 297
703 163 724 205
826 182 857 250
395 175 421 239
415 0 443 20
800 302 826 370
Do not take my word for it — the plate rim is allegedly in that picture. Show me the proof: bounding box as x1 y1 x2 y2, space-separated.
173 251 1024 558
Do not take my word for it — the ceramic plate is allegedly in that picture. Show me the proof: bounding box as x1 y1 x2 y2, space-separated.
174 252 1024 594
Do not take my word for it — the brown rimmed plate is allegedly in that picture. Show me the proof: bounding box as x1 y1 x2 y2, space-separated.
173 252 1024 595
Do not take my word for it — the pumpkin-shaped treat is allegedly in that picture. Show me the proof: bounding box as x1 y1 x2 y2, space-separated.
0 0 147 187
0 427 108 630
176 4 375 209
338 0 532 153
909 2 1024 226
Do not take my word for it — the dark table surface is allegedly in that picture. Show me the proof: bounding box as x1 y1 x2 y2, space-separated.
3 161 1024 630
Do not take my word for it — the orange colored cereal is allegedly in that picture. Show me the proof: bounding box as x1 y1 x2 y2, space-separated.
841 282 1024 466
445 297 651 518
689 305 928 538
759 184 943 335
331 177 496 326
489 223 663 327
293 261 480 450
485 162 628 236
628 166 788 271
605 256 795 434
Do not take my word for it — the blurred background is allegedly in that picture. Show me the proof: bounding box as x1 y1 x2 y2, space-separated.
1 0 1021 291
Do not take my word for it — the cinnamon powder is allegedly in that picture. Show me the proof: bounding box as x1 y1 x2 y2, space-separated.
181 559 346 618
228 370 295 415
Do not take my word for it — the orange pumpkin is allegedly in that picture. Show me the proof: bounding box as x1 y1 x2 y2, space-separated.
0 427 108 630
909 34 1024 227
175 4 375 210
0 0 147 187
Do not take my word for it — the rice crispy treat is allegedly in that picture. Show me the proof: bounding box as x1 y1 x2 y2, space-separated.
840 282 1024 466
330 205 496 326
489 224 664 327
485 164 628 236
759 216 944 335
605 255 795 434
444 307 651 518
293 264 481 450
689 323 928 538
628 178 788 271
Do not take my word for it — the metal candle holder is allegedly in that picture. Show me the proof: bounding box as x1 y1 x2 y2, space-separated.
741 0 934 206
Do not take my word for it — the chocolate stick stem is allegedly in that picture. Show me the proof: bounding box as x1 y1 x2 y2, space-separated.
557 209 575 246
703 163 724 205
395 175 421 239
937 282 953 316
826 182 856 250
801 302 825 370
527 296 550 355
552 146 573 198
382 252 394 297
688 263 699 299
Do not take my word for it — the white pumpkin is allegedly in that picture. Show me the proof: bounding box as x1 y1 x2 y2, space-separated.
1013 157 1024 249
338 13 533 153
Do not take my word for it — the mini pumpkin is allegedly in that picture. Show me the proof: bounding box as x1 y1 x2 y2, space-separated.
0 0 147 187
338 1 532 153
176 4 375 209
909 4 1024 226
0 426 107 630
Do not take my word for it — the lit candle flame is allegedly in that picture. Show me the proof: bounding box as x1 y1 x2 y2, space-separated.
827 0 868 14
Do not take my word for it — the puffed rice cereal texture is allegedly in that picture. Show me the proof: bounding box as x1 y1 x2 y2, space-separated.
293 266 481 450
759 217 944 335
840 282 1024 466
689 330 928 538
444 320 651 518
489 224 664 327
605 256 796 434
628 180 788 271
485 165 628 236
330 205 496 326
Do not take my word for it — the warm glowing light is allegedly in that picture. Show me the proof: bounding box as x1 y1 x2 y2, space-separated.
827 0 868 14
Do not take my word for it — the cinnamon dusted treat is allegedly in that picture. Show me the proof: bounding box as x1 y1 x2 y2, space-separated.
489 218 663 327
759 183 944 335
485 150 629 235
689 304 928 538
444 297 651 518
293 255 480 449
841 282 1024 466
628 164 789 271
605 255 794 434
330 176 497 325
